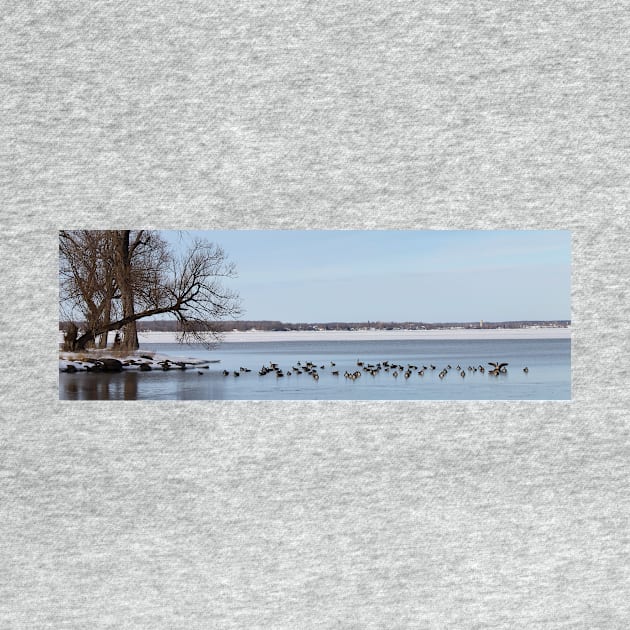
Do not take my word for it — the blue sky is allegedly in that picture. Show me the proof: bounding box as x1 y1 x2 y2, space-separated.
161 230 571 322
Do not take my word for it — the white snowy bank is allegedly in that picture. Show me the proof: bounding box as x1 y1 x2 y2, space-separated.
135 327 570 344
58 327 571 348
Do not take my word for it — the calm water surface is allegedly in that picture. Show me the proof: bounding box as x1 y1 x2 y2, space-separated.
59 339 571 401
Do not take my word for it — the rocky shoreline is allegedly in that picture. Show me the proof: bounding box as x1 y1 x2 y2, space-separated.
59 351 218 373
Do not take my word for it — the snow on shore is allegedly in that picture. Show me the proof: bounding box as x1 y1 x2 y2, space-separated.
59 350 219 373
58 327 570 351
133 327 570 344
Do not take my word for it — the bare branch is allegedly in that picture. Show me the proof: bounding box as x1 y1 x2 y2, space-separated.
60 231 241 350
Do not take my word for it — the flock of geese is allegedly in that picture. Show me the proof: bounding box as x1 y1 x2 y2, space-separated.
218 360 528 382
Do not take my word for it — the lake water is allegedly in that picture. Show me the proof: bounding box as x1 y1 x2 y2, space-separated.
59 338 571 401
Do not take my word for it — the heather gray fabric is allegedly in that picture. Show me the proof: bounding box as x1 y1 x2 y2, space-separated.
1 2 629 628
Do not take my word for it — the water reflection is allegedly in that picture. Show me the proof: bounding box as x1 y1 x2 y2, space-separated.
124 372 138 400
60 372 139 401
59 370 231 401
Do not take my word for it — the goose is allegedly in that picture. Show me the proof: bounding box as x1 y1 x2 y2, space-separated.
488 362 508 373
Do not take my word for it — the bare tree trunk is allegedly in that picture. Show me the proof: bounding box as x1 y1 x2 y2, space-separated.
63 322 79 351
96 293 112 348
115 230 139 351
97 307 110 348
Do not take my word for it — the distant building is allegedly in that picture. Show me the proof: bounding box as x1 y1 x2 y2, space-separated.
480 320 484 328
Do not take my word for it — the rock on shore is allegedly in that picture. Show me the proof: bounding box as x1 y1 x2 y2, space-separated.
59 351 217 373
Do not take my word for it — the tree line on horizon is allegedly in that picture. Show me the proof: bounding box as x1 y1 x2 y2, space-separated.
59 318 571 334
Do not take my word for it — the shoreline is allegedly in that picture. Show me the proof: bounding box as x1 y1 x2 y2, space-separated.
59 350 219 373
59 328 571 347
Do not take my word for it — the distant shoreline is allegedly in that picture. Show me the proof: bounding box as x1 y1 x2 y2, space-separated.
132 328 571 344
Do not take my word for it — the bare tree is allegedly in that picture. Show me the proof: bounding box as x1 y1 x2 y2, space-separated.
59 231 118 348
59 230 242 351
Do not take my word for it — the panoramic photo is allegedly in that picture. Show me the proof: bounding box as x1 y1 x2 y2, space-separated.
59 230 571 401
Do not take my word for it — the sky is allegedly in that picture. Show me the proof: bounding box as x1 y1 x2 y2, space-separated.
160 230 571 323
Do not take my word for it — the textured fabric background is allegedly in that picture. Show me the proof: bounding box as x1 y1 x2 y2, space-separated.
1 2 629 628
